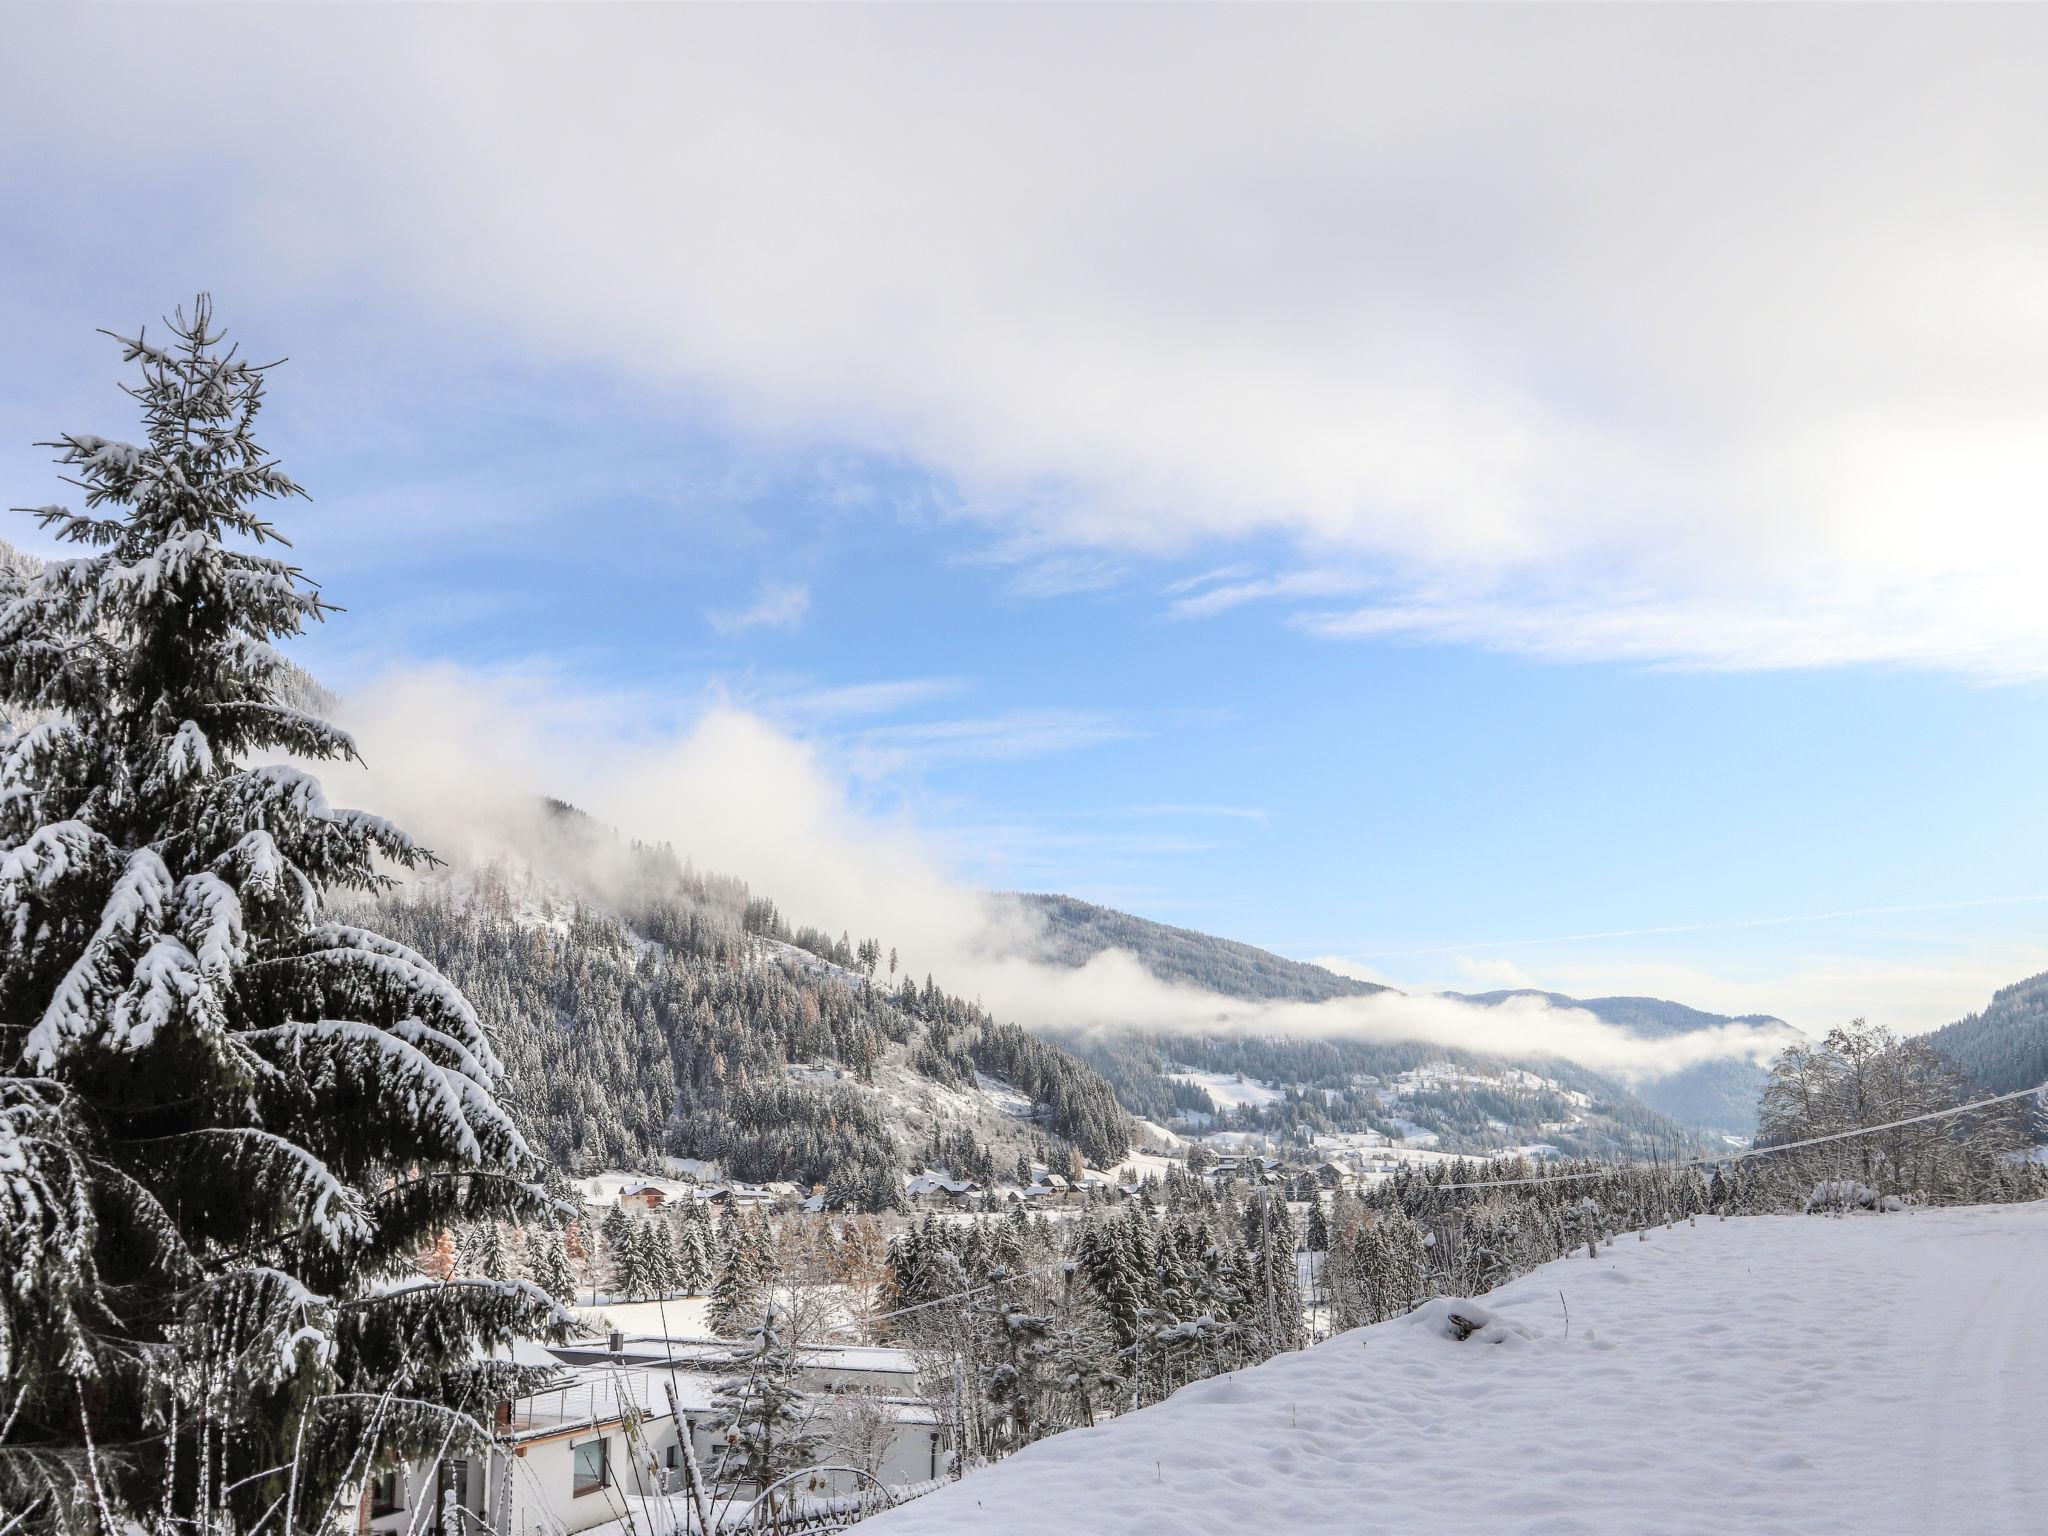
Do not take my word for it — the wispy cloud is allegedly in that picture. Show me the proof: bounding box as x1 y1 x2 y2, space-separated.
1162 564 1257 597
958 537 1128 599
16 9 2048 674
1331 895 2048 964
778 676 971 720
707 581 810 635
328 667 1784 1085
846 707 1139 776
1168 569 1371 621
1293 577 2048 680
1103 803 1269 824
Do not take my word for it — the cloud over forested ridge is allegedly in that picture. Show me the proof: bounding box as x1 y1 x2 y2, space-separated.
323 667 1786 1086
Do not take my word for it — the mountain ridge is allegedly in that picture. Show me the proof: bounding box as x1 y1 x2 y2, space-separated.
1011 891 1787 1136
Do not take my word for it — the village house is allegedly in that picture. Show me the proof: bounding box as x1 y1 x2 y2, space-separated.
904 1170 981 1208
369 1332 950 1536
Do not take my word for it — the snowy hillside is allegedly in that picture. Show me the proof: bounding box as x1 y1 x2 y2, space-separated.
871 1202 2048 1536
356 828 1133 1204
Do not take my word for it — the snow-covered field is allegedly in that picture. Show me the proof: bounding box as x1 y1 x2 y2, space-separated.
1167 1069 1287 1110
570 1295 715 1337
870 1201 2048 1536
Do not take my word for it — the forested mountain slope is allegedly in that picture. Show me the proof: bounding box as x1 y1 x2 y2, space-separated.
1929 969 2048 1095
1452 989 1793 1134
1011 891 1391 1001
1049 1023 1714 1158
351 807 1132 1207
1018 892 1785 1139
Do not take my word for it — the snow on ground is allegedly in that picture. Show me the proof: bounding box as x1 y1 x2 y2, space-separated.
870 1201 2048 1536
1132 1117 1186 1150
972 1069 1038 1119
577 1168 700 1206
574 1286 865 1341
1380 1114 1440 1146
1167 1069 1287 1110
1100 1146 1179 1184
570 1295 716 1337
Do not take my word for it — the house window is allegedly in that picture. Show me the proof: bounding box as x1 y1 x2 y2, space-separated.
370 1471 403 1517
572 1439 608 1497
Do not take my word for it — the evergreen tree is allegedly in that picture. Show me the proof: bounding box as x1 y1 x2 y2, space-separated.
677 1202 714 1295
478 1221 513 1282
709 1221 764 1337
601 1204 635 1298
643 1215 681 1299
710 1305 821 1501
527 1228 578 1307
0 301 557 1534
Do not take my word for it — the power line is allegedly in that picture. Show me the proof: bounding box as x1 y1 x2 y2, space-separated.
1410 1079 2048 1192
671 1085 2045 1342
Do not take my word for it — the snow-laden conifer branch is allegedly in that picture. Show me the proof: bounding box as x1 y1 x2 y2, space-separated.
244 1019 531 1166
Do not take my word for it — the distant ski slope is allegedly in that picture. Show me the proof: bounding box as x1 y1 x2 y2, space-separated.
871 1201 2048 1536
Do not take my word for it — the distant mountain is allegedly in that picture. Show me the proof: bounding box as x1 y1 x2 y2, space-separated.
1014 892 1788 1139
1012 892 1392 1002
1449 990 1795 1134
1928 970 2048 1095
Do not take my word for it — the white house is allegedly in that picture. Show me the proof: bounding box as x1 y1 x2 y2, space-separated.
558 1334 947 1495
368 1336 946 1536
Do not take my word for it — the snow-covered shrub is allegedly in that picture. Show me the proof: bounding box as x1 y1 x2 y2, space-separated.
1803 1180 1904 1214
1406 1296 1538 1348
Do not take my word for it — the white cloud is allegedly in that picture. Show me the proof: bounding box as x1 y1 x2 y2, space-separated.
1114 804 1268 824
845 708 1138 777
777 677 971 720
1167 570 1370 622
12 8 2048 673
707 581 809 634
321 664 1787 1084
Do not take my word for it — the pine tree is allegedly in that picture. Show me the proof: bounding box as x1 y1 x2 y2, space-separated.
0 300 558 1534
601 1204 635 1299
710 1305 821 1502
527 1229 578 1307
709 1221 763 1337
643 1216 680 1299
677 1203 714 1296
479 1221 514 1282
981 1297 1054 1451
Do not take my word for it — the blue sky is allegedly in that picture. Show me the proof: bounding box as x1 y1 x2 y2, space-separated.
6 7 2048 1036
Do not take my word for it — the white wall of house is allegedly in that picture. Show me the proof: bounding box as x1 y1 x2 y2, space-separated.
493 1421 674 1536
649 1406 945 1502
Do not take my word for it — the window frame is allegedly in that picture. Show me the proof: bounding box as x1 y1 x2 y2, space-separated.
369 1470 403 1518
572 1438 608 1498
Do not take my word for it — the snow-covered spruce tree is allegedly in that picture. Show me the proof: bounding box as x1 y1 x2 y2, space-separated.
708 1231 764 1337
0 302 560 1534
603 1206 648 1300
709 1306 822 1504
527 1229 578 1307
677 1204 714 1296
644 1215 681 1299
